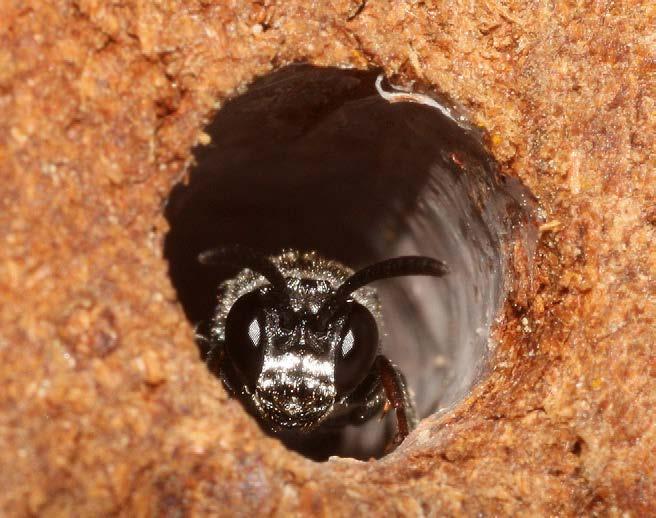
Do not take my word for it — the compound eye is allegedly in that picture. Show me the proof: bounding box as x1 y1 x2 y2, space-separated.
335 303 379 395
225 291 265 388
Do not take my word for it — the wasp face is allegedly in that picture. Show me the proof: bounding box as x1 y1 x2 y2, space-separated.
203 247 447 440
255 349 336 430
254 285 340 430
219 274 380 431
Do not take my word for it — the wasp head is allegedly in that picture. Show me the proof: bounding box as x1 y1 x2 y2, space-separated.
201 247 447 432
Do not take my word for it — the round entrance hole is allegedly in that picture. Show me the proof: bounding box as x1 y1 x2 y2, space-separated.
164 65 537 460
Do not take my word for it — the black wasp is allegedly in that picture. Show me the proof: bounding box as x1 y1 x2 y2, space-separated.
198 245 448 449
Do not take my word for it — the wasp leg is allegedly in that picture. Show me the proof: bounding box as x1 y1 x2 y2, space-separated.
194 320 216 361
320 370 385 430
375 355 418 447
197 320 226 381
205 344 224 377
349 384 386 425
344 372 386 425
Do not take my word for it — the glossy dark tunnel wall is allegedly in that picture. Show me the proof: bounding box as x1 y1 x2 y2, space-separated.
164 65 536 460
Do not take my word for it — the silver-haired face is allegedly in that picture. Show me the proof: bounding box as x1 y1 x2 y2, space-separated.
201 246 447 443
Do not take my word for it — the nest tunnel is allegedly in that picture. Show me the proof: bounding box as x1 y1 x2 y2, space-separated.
164 65 537 460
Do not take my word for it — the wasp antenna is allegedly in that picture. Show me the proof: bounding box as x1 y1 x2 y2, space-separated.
316 256 448 329
199 245 291 305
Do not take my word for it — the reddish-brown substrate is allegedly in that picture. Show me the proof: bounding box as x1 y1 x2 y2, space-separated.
1 1 654 515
